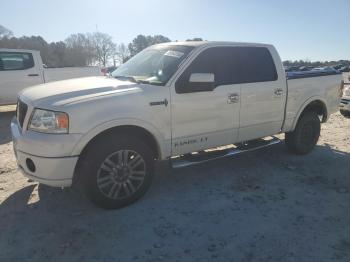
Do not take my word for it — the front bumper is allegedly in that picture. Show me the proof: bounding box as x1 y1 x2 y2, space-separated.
16 151 78 187
11 117 80 187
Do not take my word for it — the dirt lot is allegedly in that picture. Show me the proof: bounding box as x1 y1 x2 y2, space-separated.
0 106 350 262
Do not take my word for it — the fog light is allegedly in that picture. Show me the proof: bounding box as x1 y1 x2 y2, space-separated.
26 158 36 173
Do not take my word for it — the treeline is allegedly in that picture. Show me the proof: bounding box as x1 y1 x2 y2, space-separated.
0 25 204 68
0 25 119 67
3 24 348 68
283 59 350 67
0 29 170 67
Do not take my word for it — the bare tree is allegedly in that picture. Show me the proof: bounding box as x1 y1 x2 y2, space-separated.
0 25 13 39
90 32 116 66
114 43 130 65
65 33 95 66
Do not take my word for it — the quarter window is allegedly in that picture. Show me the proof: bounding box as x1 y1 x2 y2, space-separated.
0 52 35 71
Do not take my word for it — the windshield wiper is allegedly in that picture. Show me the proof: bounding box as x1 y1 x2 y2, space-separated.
115 76 163 86
138 79 164 86
114 75 138 83
137 79 151 84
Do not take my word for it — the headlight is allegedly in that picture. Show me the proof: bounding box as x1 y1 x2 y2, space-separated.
29 109 69 134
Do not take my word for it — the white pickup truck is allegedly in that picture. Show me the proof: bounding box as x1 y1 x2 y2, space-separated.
11 41 343 209
0 48 102 105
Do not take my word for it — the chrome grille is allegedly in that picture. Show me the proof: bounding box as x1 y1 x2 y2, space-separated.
16 99 28 128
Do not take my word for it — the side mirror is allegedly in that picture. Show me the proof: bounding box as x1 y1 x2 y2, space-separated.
189 73 214 83
175 72 216 93
187 73 215 92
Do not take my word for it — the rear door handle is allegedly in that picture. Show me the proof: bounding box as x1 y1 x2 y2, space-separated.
28 74 39 77
228 93 239 103
274 88 283 96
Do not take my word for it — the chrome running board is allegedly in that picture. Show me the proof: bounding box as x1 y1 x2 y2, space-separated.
171 136 281 168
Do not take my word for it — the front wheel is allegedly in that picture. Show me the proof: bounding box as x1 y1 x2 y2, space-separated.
77 134 155 209
285 111 321 155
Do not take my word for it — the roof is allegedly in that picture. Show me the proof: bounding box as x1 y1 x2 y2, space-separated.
156 41 273 48
0 48 40 53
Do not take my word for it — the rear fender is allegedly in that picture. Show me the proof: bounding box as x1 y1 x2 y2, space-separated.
291 96 328 131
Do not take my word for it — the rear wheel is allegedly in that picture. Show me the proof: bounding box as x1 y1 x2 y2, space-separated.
77 134 155 209
285 111 321 155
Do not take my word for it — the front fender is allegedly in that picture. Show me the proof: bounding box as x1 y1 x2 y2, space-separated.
71 117 171 159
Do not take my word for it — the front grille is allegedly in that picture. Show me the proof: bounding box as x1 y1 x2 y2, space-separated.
17 99 28 128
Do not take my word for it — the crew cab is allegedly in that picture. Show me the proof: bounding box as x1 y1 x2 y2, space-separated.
0 48 102 105
11 42 343 209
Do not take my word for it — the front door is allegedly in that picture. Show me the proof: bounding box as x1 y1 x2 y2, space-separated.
170 46 241 155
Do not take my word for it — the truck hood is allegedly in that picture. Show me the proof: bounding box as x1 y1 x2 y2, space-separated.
19 76 141 107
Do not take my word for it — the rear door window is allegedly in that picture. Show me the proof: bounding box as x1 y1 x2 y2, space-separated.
0 52 35 71
236 47 278 83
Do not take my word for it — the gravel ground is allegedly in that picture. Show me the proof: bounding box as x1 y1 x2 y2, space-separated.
0 106 350 262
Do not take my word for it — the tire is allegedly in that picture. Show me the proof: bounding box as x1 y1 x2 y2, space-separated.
77 134 155 209
340 109 350 118
285 111 321 155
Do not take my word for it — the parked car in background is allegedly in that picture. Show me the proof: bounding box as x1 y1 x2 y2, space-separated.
298 66 314 71
339 66 350 72
333 64 343 70
101 66 118 76
0 48 102 105
284 65 314 72
284 66 299 72
11 41 343 209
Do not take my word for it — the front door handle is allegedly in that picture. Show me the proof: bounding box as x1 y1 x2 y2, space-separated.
149 98 168 107
28 74 39 77
228 93 239 104
274 88 283 96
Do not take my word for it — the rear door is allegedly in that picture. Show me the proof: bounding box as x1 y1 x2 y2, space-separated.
0 51 43 105
236 46 286 141
170 46 241 155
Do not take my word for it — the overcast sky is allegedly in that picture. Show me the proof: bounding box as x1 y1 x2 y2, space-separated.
2 0 349 61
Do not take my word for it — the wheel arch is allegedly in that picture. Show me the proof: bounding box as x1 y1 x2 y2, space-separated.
71 119 169 160
292 97 328 130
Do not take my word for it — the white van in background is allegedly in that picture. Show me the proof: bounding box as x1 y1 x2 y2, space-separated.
0 48 102 105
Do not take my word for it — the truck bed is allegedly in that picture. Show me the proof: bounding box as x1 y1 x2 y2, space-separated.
283 72 342 132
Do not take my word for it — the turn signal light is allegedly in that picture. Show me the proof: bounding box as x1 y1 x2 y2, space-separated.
57 113 69 129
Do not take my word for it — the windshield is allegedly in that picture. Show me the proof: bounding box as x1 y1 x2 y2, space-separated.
112 45 194 86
